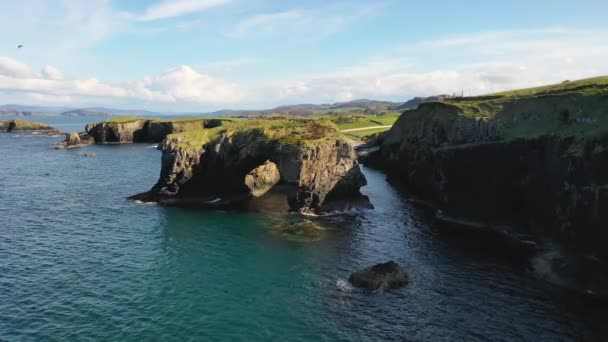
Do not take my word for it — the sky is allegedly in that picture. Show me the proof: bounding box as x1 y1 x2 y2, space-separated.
0 0 607 112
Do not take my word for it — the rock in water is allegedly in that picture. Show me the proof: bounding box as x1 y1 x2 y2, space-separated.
349 261 409 291
245 160 281 197
54 132 95 149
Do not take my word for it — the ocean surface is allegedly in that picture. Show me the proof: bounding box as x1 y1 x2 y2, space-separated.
1 116 607 341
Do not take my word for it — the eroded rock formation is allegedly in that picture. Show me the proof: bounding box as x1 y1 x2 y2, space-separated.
131 119 367 213
54 132 95 149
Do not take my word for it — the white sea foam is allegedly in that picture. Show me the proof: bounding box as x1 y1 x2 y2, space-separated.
336 278 353 292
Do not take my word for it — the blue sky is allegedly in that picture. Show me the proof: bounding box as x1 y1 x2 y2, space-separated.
0 0 607 112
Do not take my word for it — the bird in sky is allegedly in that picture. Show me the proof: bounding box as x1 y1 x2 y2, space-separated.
17 45 23 48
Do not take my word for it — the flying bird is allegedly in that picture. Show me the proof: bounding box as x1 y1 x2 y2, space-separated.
17 45 23 49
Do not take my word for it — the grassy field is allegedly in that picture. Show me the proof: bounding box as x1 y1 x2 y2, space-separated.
328 114 400 130
168 118 346 151
106 116 239 124
344 127 392 138
393 76 608 141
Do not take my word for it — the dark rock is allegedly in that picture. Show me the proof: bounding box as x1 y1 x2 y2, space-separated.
380 81 608 258
349 261 409 291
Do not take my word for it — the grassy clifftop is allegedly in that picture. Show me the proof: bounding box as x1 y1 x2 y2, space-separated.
167 118 346 151
397 76 608 140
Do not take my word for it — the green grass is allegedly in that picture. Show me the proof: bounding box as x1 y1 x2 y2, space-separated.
400 76 608 140
328 114 399 130
0 119 53 130
167 118 346 151
106 116 146 123
345 127 392 139
105 116 240 124
170 129 221 150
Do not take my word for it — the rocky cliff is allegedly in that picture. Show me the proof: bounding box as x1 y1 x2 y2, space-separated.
85 118 228 144
132 119 367 213
381 76 608 256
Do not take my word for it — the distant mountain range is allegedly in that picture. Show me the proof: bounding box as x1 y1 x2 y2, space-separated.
0 104 162 117
0 97 449 118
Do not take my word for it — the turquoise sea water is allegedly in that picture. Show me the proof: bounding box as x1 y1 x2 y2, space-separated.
1 116 607 341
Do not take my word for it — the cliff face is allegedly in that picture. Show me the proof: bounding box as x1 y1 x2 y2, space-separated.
85 118 226 144
381 77 608 255
133 120 367 213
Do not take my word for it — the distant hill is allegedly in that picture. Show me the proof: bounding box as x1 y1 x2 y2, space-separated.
0 96 448 119
396 95 454 111
0 104 163 117
235 99 403 117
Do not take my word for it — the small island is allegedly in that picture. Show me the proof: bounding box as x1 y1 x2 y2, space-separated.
0 119 59 134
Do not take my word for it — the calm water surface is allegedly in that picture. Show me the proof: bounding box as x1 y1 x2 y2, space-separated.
0 116 606 341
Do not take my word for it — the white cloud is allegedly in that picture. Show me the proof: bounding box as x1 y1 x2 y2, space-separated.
0 27 607 110
266 28 608 104
0 58 244 106
137 65 243 103
229 4 382 39
41 65 63 80
0 57 36 78
137 0 231 22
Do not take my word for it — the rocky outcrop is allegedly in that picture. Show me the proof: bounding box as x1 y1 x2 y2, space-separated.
0 119 59 134
349 261 409 291
85 118 227 144
54 132 95 149
132 120 367 213
245 161 281 197
380 77 608 257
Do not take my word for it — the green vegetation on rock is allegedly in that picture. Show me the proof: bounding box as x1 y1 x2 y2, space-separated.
167 118 347 151
394 76 608 140
0 119 55 131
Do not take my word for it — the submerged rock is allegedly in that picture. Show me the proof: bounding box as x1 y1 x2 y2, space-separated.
349 261 409 291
